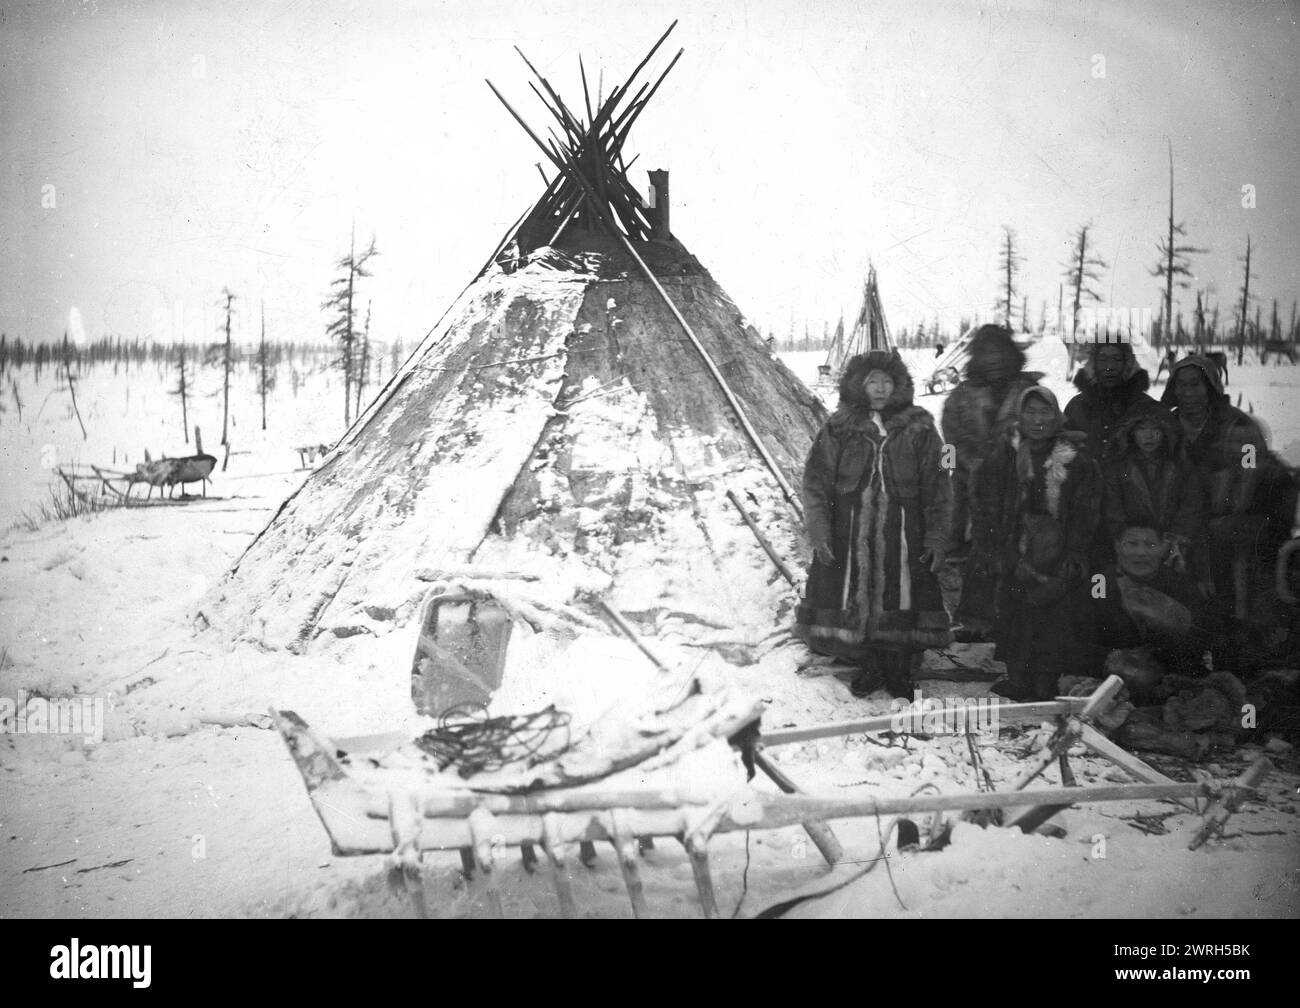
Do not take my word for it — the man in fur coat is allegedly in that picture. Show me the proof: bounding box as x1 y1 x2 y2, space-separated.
1063 341 1163 459
795 351 952 698
940 324 1040 640
971 386 1102 701
1161 355 1294 656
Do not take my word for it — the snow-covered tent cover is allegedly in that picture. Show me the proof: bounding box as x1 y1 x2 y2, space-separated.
207 23 824 656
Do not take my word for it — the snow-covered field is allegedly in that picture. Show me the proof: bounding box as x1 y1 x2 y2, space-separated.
1 348 1297 919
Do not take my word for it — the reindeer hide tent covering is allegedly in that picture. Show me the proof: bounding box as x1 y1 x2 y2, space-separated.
209 233 822 654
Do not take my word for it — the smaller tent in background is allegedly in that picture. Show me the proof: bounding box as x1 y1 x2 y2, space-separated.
818 263 893 388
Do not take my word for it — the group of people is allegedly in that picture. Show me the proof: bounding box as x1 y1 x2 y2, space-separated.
792 325 1298 714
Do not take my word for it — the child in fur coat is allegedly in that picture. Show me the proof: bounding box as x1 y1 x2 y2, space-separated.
1102 406 1204 574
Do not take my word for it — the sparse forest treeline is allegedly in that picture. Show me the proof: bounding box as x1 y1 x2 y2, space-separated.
770 147 1300 359
0 336 358 376
768 293 1300 357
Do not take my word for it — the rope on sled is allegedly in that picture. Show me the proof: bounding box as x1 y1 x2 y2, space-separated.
415 704 573 778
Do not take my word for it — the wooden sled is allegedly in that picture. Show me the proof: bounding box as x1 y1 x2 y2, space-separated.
294 444 332 469
272 674 1273 918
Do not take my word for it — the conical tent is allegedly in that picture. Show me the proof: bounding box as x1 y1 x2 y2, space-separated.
823 263 893 377
207 25 825 655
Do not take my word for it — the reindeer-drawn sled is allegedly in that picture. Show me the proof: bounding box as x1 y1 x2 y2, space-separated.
55 427 219 505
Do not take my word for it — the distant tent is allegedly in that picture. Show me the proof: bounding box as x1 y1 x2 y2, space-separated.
206 23 824 655
821 263 893 380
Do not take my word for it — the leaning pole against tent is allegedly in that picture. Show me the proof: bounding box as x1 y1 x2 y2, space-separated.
203 21 826 654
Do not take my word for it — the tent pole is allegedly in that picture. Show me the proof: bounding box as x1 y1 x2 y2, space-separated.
487 76 804 519
612 228 804 519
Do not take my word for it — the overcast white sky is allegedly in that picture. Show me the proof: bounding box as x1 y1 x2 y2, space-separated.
2 0 1298 349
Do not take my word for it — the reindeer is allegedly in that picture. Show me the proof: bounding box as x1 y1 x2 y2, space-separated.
1262 339 1297 367
125 452 181 499
124 429 218 499
169 428 218 497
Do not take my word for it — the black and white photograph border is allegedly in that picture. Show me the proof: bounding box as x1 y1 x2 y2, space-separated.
1 0 1297 921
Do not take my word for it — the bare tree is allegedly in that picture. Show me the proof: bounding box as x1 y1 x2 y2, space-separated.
1150 142 1207 343
256 300 276 431
206 288 236 446
1062 224 1108 342
998 226 1024 328
1234 235 1257 366
355 300 373 418
171 339 191 443
323 227 379 427
60 331 87 439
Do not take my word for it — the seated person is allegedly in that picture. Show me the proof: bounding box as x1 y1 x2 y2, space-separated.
1065 524 1241 760
1084 524 1208 700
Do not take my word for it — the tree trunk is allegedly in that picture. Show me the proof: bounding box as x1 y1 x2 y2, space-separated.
222 291 233 446
1071 229 1086 341
356 300 372 418
260 302 268 431
1237 236 1251 367
180 345 189 443
343 227 355 428
1164 149 1175 343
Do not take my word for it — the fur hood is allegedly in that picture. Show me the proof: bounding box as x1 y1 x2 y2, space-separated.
1072 343 1151 398
963 324 1027 384
829 402 936 438
1015 384 1064 439
836 350 914 415
1160 354 1229 410
1012 386 1090 519
1104 402 1182 460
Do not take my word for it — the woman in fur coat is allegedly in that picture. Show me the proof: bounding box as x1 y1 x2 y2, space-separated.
970 386 1101 701
794 351 952 698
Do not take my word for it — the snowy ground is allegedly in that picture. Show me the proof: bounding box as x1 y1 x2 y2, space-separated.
1 349 1297 919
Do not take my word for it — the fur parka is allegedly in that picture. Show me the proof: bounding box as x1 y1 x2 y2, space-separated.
1063 345 1163 458
795 351 952 660
1101 406 1204 546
